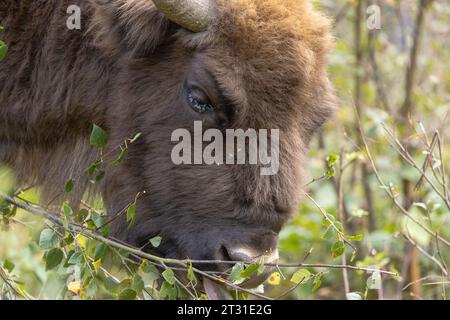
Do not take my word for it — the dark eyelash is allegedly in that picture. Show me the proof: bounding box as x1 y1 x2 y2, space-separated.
187 89 214 113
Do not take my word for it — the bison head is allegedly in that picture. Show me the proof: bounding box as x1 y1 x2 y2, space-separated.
88 0 335 276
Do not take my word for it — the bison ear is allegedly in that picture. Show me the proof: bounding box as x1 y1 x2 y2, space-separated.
308 76 338 134
88 0 176 56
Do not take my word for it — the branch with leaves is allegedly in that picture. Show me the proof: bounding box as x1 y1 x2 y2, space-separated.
0 189 397 300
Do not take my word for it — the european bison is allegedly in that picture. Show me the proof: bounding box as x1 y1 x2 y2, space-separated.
0 0 335 287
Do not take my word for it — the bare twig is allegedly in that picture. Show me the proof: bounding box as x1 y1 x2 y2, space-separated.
401 232 449 278
0 192 397 278
355 110 450 249
305 193 357 252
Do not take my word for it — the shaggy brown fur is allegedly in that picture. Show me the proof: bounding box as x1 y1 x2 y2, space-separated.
0 0 335 264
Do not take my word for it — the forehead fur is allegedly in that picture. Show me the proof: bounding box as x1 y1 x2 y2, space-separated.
215 0 333 59
88 0 335 128
200 0 335 128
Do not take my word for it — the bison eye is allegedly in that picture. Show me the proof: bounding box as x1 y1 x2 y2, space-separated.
187 87 214 113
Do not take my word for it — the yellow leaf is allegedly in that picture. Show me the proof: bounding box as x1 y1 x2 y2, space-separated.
68 281 82 295
93 259 102 273
267 272 281 286
75 235 88 249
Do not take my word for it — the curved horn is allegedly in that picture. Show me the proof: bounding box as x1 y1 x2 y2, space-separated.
152 0 215 32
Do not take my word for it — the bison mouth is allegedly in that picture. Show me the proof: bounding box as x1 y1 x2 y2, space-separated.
201 266 275 300
139 240 233 299
139 235 275 299
202 277 233 300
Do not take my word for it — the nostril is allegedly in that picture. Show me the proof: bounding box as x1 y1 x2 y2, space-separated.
226 247 253 263
217 245 279 288
218 245 233 262
224 246 279 264
218 245 253 262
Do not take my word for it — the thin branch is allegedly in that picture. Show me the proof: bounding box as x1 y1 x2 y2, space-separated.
305 193 357 252
354 109 450 248
401 232 449 278
0 192 397 278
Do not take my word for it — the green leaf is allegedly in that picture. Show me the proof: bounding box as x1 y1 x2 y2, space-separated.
367 271 381 290
312 273 323 292
45 248 64 270
140 260 154 273
132 274 144 293
351 209 369 218
119 278 132 290
118 288 137 300
326 154 339 167
331 240 345 258
347 234 363 241
63 203 73 216
326 168 336 178
103 276 119 293
257 262 265 275
85 278 98 296
92 259 102 273
63 250 75 267
0 41 8 61
290 269 312 284
2 204 16 220
61 204 72 229
3 259 15 273
149 236 162 248
187 261 197 284
90 212 105 229
100 226 110 237
75 209 89 224
64 179 74 193
87 160 101 176
162 269 176 285
94 243 107 260
126 204 136 228
113 148 127 165
240 263 260 279
67 251 84 265
321 212 336 227
229 263 245 283
139 260 160 282
90 124 107 148
39 228 59 249
334 221 344 233
159 281 177 300
95 171 105 182
346 292 363 300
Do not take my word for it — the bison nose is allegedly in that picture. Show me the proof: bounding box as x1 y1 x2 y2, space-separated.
224 246 279 264
221 232 279 264
218 234 279 288
222 246 279 289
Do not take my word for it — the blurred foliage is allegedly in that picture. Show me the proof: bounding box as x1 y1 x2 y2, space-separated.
1 0 449 300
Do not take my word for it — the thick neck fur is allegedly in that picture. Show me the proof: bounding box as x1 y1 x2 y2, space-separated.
0 1 174 196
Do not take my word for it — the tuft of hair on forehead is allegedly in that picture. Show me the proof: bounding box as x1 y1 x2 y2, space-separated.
90 0 333 68
216 0 333 54
210 0 334 79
